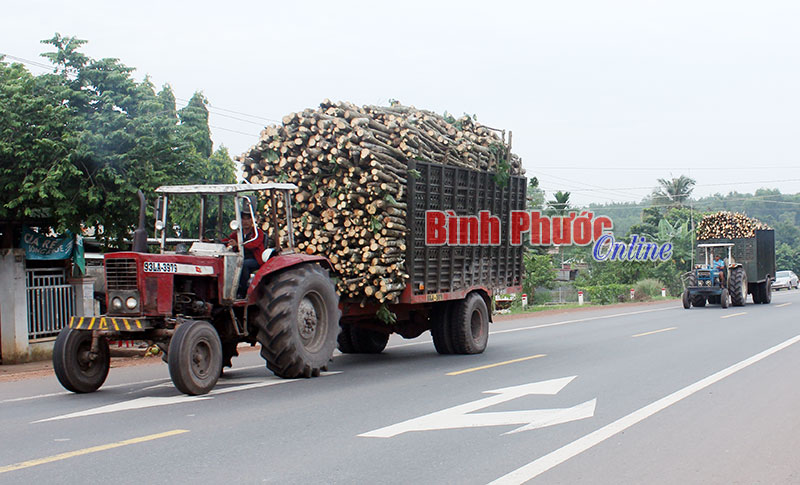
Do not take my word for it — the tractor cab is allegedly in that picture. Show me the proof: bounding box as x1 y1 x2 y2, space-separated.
682 243 735 309
152 183 298 301
695 243 733 287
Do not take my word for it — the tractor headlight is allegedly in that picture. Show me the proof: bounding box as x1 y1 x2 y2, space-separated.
155 220 165 231
111 297 123 311
125 297 138 309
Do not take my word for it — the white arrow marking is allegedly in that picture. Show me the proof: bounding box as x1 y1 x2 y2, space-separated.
33 372 340 423
359 376 595 438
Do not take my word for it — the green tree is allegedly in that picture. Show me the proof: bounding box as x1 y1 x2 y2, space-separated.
0 34 232 246
0 58 79 229
546 190 571 216
179 92 213 158
527 177 545 210
523 252 556 297
651 175 695 208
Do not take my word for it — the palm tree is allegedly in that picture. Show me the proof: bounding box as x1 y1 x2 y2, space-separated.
651 176 695 208
546 191 571 216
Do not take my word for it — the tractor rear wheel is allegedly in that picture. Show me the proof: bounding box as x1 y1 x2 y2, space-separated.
168 320 222 395
53 327 110 393
255 264 340 378
450 293 489 354
728 267 748 306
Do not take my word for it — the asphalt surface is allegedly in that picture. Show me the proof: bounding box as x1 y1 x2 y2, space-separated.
2 291 800 484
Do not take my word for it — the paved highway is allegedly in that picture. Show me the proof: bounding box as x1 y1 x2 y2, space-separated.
2 291 800 484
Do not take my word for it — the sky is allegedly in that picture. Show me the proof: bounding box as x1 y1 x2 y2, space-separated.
3 0 800 207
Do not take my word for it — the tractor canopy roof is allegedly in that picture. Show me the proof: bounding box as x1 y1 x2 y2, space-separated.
155 183 297 195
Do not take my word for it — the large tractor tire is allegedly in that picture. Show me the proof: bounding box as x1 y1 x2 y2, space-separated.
168 320 222 395
728 267 748 307
255 264 340 378
337 324 389 354
760 280 773 304
685 273 705 307
53 327 110 393
450 293 490 354
430 302 455 354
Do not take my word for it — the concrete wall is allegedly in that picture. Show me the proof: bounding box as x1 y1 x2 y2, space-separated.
0 249 29 363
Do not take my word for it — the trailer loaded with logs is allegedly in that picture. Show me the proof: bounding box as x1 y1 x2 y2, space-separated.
685 211 776 307
54 101 525 396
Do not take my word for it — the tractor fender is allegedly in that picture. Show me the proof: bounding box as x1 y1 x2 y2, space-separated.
245 253 333 302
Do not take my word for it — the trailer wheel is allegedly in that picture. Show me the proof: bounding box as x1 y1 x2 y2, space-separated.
255 264 340 378
348 326 390 354
450 293 489 354
53 327 110 393
728 267 748 307
692 296 706 307
168 320 222 395
760 280 772 304
431 302 454 354
720 289 729 308
682 290 691 309
337 323 356 353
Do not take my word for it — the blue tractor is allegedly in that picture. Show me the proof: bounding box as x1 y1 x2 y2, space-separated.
682 243 734 309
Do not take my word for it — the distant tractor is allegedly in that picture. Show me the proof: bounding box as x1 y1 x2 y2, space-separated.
53 184 340 395
682 243 736 309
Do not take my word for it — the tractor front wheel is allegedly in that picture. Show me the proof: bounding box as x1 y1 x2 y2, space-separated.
168 320 222 395
721 289 729 308
682 290 691 309
53 327 110 393
255 264 340 378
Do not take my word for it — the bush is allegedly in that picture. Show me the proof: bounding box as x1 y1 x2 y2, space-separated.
634 278 666 298
579 284 629 305
533 289 552 305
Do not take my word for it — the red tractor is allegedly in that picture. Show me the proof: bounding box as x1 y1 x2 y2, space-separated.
53 184 340 395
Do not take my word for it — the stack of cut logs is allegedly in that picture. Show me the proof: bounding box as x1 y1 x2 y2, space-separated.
696 211 771 240
239 100 524 304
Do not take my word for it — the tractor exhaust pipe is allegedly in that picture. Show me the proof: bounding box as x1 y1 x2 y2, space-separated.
132 190 148 253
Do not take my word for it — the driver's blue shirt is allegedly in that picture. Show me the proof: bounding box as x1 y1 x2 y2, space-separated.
713 259 725 269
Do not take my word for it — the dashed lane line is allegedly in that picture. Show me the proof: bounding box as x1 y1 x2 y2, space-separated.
721 312 747 319
447 354 546 376
0 429 189 474
632 327 677 338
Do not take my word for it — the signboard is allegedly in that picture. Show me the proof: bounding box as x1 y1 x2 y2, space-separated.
20 226 86 274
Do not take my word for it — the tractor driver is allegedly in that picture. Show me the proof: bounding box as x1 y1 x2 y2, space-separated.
226 211 266 298
713 253 726 286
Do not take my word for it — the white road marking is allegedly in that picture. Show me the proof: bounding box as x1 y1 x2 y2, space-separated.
776 302 792 308
1 364 270 404
721 312 747 319
489 333 800 484
387 306 679 350
359 376 595 438
32 372 341 423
